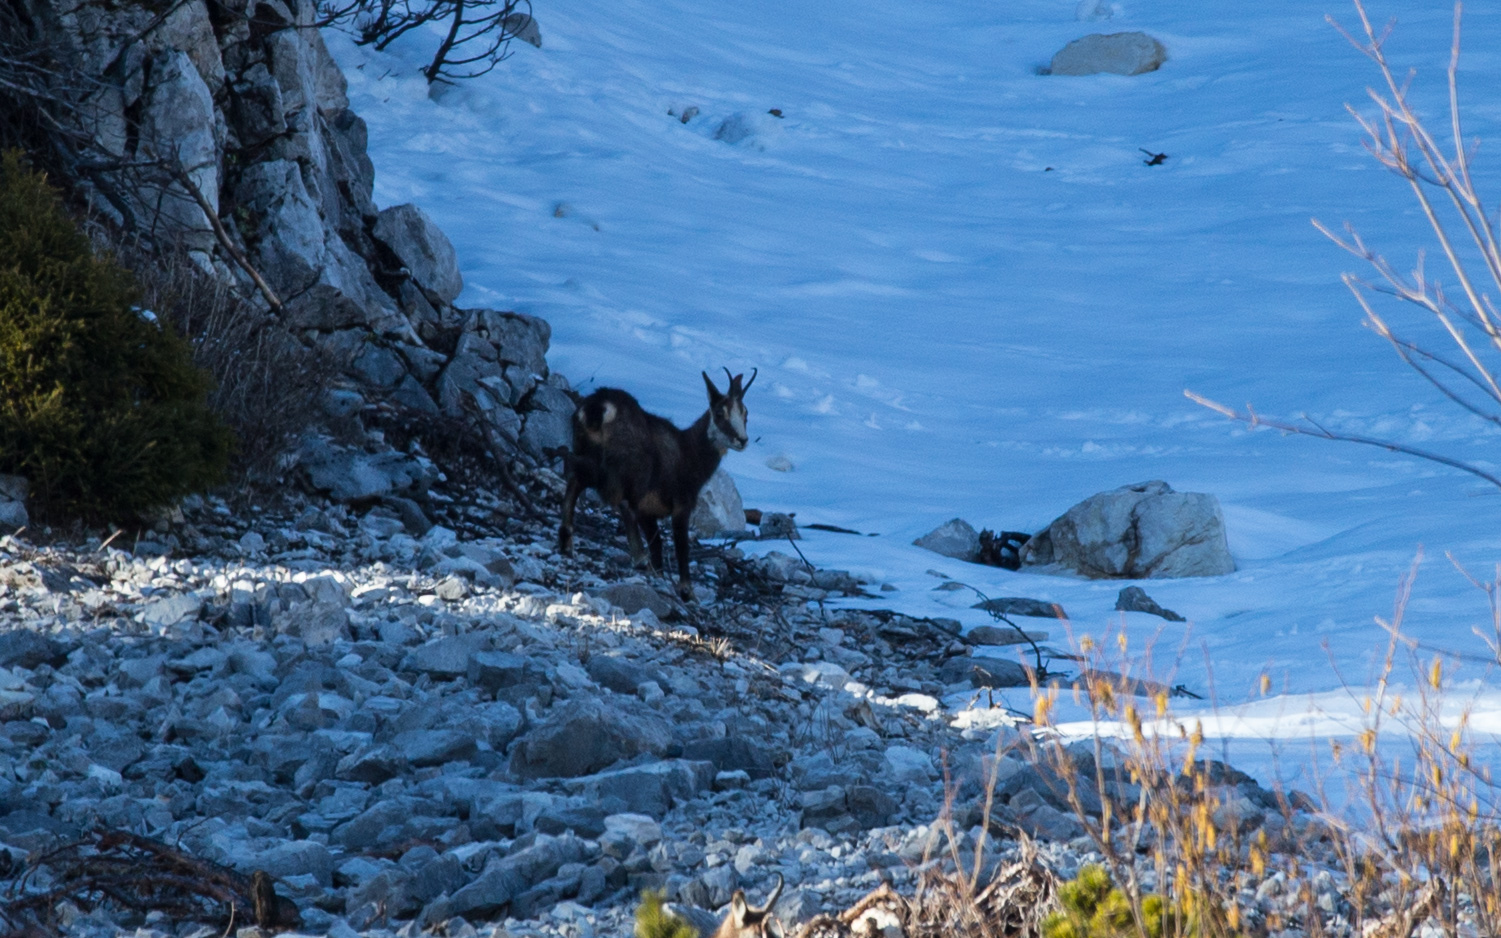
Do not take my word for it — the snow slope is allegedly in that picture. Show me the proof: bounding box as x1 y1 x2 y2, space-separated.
326 0 1501 790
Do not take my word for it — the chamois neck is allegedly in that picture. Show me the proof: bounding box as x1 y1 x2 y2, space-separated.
688 411 728 474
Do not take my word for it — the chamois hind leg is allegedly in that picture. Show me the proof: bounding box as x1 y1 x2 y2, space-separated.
670 510 694 600
558 472 584 556
639 516 666 573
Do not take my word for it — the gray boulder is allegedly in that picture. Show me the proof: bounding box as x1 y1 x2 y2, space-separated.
1049 31 1167 76
519 383 575 459
0 476 25 530
435 309 552 427
508 698 673 780
591 582 674 619
690 467 745 538
299 437 436 502
373 203 464 306
0 631 66 670
939 656 1030 688
402 634 489 679
438 834 586 921
1020 480 1234 579
562 760 714 818
913 518 980 562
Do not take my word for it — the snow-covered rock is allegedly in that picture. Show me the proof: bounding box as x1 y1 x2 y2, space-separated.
1049 31 1167 76
913 518 980 562
1020 480 1234 578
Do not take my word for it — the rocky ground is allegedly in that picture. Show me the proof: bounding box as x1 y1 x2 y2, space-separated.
0 474 1352 938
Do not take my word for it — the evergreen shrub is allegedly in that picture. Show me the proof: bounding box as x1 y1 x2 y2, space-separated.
0 150 230 522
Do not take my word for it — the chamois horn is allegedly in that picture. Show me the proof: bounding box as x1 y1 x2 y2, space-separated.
751 873 783 915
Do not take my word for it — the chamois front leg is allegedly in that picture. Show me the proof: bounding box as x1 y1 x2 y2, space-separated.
558 472 584 556
639 516 666 573
617 502 651 569
670 510 694 600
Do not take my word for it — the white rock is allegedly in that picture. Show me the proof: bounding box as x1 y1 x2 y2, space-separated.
913 518 979 562
690 467 746 538
883 745 936 785
1050 31 1167 77
142 593 204 629
779 661 851 690
1020 480 1234 578
603 813 662 848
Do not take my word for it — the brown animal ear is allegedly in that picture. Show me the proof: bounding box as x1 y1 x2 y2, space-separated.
702 371 724 402
729 891 749 925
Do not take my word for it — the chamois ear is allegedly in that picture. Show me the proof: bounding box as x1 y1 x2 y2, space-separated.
702 371 724 402
729 891 749 925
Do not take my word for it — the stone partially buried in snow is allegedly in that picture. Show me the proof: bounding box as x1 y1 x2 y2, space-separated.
504 12 542 47
373 203 464 306
1020 480 1234 579
690 467 745 538
1049 31 1167 76
914 518 980 562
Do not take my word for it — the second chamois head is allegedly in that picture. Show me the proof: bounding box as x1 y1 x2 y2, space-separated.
557 367 756 600
711 875 785 938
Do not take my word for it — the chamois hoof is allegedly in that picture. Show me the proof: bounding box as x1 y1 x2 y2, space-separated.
676 580 694 602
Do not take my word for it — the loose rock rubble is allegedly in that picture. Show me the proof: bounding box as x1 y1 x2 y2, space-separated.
0 489 1345 938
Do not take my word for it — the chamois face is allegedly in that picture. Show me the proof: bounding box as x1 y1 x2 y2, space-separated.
712 876 785 938
703 368 755 453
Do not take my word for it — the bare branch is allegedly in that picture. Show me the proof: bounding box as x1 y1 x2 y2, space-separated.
1185 391 1501 491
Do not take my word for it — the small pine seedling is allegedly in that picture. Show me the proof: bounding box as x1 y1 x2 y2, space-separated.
635 889 698 938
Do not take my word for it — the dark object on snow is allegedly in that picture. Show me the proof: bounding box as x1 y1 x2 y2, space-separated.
1114 585 1184 621
978 529 1031 569
1140 148 1167 165
804 522 869 535
559 369 756 599
759 511 798 539
972 597 1069 620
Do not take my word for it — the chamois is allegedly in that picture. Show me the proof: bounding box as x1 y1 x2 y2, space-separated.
712 876 785 938
558 368 755 599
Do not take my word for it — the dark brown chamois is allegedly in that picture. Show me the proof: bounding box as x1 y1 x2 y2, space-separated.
558 368 755 599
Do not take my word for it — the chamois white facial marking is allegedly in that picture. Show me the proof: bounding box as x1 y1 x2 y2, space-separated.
709 399 749 452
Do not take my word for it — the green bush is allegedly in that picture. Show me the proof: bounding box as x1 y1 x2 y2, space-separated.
0 150 230 522
1043 865 1168 938
634 890 697 938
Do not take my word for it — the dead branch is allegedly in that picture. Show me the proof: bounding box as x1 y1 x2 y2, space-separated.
166 159 285 316
0 829 299 932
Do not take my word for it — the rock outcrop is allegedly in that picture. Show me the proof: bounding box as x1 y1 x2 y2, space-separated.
15 0 566 484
